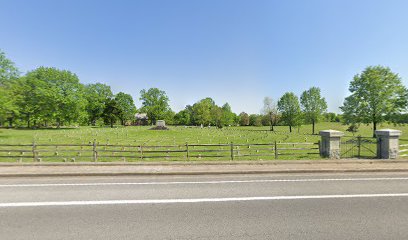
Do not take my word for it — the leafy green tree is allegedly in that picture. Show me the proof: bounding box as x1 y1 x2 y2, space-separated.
0 50 20 126
340 66 408 137
163 109 175 125
139 88 172 125
221 103 235 127
239 112 249 126
21 67 86 127
278 92 302 132
324 112 337 122
174 109 192 125
12 76 43 128
300 87 327 134
249 114 262 126
210 105 223 128
0 87 17 126
0 49 19 85
192 98 215 126
261 114 271 126
262 97 279 131
115 92 137 126
84 83 114 126
102 98 120 128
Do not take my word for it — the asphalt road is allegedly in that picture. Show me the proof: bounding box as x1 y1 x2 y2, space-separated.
1 172 408 239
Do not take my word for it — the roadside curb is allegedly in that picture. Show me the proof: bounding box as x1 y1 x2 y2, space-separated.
2 168 408 178
1 159 408 167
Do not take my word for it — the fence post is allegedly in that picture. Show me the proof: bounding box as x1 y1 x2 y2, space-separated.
140 145 143 160
230 142 234 160
32 141 37 162
92 139 98 162
375 129 402 159
319 130 344 159
274 141 278 159
186 142 189 161
357 136 361 158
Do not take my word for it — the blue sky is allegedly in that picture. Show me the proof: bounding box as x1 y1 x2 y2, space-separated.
1 0 408 114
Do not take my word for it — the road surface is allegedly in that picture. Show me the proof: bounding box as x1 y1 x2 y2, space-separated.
1 172 408 239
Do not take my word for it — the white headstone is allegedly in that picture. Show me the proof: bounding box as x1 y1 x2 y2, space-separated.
156 120 165 127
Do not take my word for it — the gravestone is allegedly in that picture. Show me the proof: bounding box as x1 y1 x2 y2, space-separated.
157 120 165 127
149 120 169 130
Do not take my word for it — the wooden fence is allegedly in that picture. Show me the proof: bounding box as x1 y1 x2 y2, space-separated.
0 141 320 162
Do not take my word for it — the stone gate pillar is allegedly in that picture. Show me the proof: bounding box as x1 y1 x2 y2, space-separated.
375 129 401 159
319 130 344 159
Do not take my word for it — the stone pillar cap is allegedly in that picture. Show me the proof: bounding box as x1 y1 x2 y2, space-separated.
375 129 402 137
319 130 344 137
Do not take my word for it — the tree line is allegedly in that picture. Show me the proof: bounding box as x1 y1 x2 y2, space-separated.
1 50 407 135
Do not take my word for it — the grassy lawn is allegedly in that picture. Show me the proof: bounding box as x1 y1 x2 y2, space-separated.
0 122 407 162
2 122 407 145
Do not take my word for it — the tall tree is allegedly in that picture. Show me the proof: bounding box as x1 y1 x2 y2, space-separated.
115 92 137 126
174 109 192 125
12 76 44 128
0 49 19 85
249 114 262 126
262 97 279 131
0 50 20 126
278 92 302 133
221 103 235 127
191 98 215 126
139 88 171 125
102 98 120 128
340 66 408 137
300 87 328 134
21 67 86 127
239 112 250 126
84 83 113 126
210 105 223 128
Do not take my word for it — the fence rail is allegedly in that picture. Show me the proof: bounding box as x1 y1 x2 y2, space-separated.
0 141 320 162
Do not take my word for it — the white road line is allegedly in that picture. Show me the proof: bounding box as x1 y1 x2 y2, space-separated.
1 193 408 207
1 177 408 187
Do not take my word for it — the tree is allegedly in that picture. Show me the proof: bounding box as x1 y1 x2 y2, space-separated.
0 49 19 85
102 98 120 128
20 67 86 128
221 103 235 127
262 97 279 131
239 112 249 126
0 86 17 126
84 83 114 126
174 107 192 125
191 98 215 126
278 92 302 132
0 50 20 126
210 105 224 128
139 88 172 125
300 87 327 134
324 112 338 122
115 92 137 126
340 66 408 137
249 114 262 126
12 76 44 128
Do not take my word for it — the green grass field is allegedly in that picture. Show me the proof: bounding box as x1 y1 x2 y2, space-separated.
1 122 407 145
0 122 407 162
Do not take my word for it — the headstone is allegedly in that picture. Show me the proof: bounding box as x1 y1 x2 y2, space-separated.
156 120 165 127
